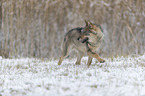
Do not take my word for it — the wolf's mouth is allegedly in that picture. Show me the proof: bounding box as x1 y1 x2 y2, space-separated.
81 37 89 43
77 37 89 43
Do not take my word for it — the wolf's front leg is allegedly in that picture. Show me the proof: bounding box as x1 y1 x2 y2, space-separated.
87 51 105 63
87 57 93 67
75 51 84 65
58 56 64 65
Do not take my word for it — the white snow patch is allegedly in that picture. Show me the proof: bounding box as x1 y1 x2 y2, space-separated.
0 54 145 96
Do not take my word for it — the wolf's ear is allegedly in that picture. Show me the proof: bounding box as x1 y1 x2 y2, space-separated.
84 20 89 26
88 21 93 26
87 21 94 29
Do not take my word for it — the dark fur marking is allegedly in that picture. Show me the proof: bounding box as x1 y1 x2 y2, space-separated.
64 37 66 41
64 27 84 42
68 27 83 33
82 37 89 43
87 49 96 54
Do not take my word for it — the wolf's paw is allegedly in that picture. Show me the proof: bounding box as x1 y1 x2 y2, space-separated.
100 60 105 63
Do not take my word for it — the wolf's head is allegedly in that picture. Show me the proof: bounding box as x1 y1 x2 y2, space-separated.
79 20 102 43
83 20 102 35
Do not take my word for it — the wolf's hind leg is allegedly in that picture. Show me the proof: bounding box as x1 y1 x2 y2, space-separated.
58 56 64 65
87 57 93 67
58 41 72 65
75 51 84 65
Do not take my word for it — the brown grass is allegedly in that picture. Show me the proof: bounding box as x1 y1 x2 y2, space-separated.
0 0 145 58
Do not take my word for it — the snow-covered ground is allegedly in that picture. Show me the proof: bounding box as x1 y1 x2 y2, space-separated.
0 54 145 96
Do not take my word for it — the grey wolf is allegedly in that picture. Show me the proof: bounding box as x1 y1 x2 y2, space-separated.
58 20 105 67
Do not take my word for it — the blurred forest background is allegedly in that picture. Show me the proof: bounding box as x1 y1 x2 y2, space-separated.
0 0 145 59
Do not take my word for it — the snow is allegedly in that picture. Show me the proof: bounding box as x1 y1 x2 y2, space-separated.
0 54 145 96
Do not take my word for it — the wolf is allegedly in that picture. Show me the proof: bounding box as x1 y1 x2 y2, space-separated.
58 20 105 67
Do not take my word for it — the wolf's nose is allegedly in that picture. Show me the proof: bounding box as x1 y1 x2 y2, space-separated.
77 37 80 41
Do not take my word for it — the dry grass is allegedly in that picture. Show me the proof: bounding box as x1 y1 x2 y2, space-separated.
0 0 145 58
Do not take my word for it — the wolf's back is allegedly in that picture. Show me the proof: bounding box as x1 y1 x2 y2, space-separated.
64 27 83 42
